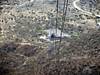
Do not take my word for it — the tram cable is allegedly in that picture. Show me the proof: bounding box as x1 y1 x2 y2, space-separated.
58 0 69 53
56 0 69 75
55 0 59 34
54 0 59 52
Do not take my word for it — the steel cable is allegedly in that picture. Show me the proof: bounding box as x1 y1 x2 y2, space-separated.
56 0 69 75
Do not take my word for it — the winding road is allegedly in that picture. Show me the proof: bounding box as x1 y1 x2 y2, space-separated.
73 0 100 17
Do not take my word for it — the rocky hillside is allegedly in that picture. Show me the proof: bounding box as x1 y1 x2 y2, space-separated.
0 30 100 75
0 0 100 75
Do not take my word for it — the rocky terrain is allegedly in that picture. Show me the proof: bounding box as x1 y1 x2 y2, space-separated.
0 0 100 75
0 30 100 75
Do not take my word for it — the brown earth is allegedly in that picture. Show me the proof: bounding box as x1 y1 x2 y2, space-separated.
0 30 100 75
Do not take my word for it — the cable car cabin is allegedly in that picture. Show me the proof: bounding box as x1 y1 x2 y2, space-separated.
49 33 61 41
96 16 100 30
